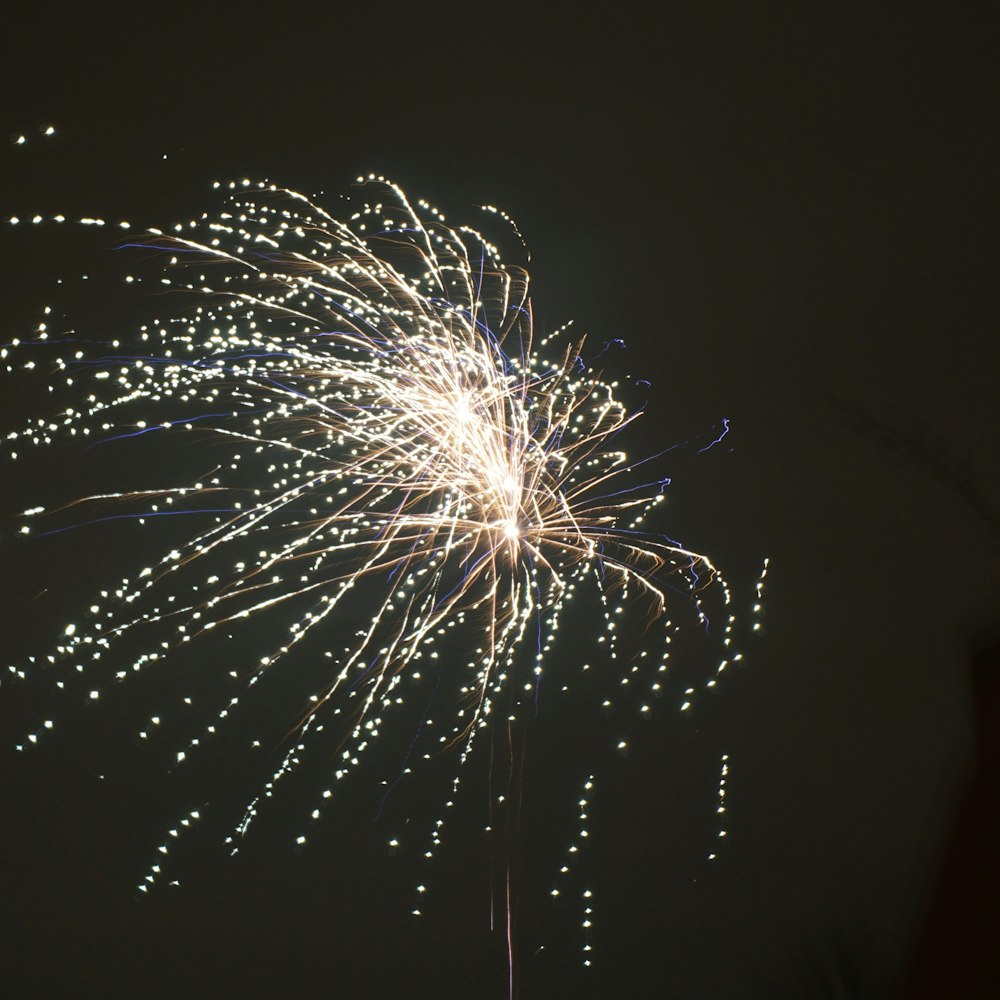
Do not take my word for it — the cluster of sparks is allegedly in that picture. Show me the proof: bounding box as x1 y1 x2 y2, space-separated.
4 173 763 965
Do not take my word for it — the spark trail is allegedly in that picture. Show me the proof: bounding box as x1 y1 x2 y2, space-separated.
3 175 758 960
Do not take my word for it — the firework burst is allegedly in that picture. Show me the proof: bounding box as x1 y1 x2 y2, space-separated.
4 175 759 943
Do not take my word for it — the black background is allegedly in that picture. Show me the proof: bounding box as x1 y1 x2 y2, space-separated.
1 5 997 998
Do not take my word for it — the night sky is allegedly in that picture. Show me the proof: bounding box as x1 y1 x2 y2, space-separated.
2 6 997 998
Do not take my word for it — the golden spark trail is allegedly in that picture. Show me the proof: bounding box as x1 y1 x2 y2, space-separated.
4 176 754 945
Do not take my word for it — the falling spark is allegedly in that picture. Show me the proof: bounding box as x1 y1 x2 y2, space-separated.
4 176 762 970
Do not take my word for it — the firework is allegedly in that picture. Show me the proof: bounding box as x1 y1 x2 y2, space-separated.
4 175 756 938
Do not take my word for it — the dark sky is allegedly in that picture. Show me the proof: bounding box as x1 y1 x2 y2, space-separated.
1 6 997 998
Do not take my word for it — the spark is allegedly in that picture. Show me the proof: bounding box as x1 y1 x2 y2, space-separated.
3 176 758 968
